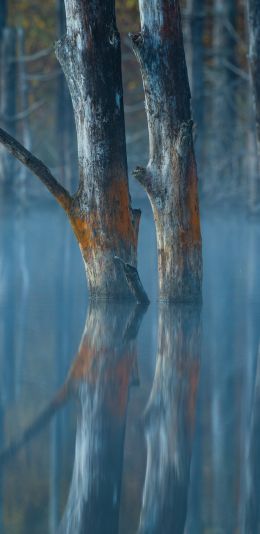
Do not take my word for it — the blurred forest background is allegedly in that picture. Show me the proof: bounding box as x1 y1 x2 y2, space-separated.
1 3 260 533
0 0 258 209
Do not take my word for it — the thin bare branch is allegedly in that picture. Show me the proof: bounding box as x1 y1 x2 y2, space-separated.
0 127 72 210
12 46 53 63
0 99 45 123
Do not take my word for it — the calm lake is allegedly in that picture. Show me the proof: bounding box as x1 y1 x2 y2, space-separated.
0 195 260 533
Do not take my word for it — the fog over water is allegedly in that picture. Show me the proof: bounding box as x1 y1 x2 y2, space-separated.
0 194 260 533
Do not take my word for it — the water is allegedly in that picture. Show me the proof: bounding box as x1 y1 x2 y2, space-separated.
0 196 260 533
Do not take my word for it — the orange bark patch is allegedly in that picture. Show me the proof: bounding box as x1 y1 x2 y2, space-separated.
69 178 136 259
180 154 201 247
106 179 136 246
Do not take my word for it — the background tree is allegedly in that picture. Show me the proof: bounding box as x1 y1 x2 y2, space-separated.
247 0 260 205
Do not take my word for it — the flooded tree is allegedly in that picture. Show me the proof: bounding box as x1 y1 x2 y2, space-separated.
0 0 203 304
131 0 202 302
0 1 148 303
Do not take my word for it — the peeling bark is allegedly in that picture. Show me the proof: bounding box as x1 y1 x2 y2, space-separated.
131 0 202 302
247 0 260 199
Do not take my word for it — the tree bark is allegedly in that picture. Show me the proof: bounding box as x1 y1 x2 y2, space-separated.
55 0 144 300
247 0 260 201
131 0 202 303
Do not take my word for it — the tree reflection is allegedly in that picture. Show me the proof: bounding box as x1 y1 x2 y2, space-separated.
59 302 146 534
138 304 201 534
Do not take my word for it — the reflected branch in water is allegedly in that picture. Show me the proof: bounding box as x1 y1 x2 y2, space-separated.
0 303 146 468
58 301 146 534
138 304 201 534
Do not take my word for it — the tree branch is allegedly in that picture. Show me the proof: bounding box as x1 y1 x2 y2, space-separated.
114 256 150 305
0 127 72 211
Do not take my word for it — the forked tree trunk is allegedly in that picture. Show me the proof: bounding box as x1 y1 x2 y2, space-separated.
132 0 202 303
55 1 144 300
247 0 260 197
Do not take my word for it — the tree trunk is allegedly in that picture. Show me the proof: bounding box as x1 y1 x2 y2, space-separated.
138 304 201 533
56 0 77 190
247 0 260 202
0 27 17 185
131 0 202 303
187 0 205 176
0 1 148 303
0 1 7 37
211 0 237 196
17 27 31 189
55 1 144 301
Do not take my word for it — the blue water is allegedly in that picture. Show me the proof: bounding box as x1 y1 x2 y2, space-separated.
0 195 260 533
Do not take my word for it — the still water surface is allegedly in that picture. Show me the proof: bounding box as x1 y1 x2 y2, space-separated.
0 197 260 533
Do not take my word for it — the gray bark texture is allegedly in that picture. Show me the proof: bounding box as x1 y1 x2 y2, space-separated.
248 0 260 196
132 0 202 303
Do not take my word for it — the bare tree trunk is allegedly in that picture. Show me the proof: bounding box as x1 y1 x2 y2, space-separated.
131 0 202 303
55 1 146 301
0 1 148 303
138 304 201 533
0 0 7 37
56 0 76 190
187 0 205 176
247 0 260 204
211 0 237 197
0 28 17 186
17 28 31 188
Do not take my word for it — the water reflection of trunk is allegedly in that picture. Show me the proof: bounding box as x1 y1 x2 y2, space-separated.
138 304 201 534
59 302 145 534
245 346 260 533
